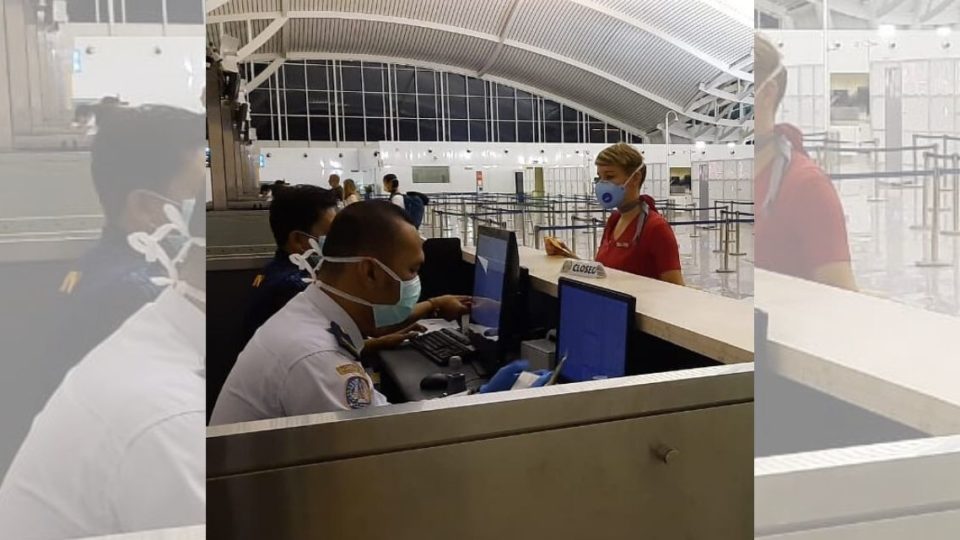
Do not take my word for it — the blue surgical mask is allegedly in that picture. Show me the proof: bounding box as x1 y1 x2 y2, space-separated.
316 255 421 328
594 164 644 210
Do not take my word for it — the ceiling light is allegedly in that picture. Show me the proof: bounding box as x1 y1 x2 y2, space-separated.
878 24 896 38
937 26 952 37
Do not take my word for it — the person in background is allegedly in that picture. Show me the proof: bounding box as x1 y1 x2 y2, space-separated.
50 104 204 389
753 33 856 290
383 173 405 209
0 189 206 538
240 186 437 354
545 143 683 285
343 178 361 206
241 185 339 348
328 174 344 203
258 183 274 202
211 201 544 425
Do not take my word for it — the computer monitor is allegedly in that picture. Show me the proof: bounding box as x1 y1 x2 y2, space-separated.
556 278 635 382
469 226 521 374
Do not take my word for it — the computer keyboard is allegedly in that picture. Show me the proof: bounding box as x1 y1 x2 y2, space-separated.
409 328 476 366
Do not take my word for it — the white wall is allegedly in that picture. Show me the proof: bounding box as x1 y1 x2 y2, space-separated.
69 34 205 112
254 141 752 196
256 146 363 186
769 29 960 71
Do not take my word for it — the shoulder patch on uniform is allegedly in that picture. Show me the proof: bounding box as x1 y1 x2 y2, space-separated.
59 271 82 294
335 363 365 377
345 376 372 409
252 274 265 287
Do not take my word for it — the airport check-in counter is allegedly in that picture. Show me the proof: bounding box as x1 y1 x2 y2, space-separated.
754 269 960 537
208 365 753 539
207 211 755 539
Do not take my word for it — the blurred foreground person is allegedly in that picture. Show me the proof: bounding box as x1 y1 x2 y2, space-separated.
0 192 206 538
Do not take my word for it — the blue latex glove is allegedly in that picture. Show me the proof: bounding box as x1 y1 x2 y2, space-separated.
530 369 553 388
479 359 529 393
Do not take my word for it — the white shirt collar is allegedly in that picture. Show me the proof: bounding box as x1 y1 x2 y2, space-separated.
153 287 205 359
304 285 365 352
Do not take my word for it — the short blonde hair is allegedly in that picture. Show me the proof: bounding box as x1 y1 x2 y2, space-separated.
595 143 646 182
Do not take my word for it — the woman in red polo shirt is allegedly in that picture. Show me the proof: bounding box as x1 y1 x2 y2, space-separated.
545 143 683 285
754 33 856 290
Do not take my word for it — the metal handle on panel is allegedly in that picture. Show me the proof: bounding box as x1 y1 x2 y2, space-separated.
654 444 680 464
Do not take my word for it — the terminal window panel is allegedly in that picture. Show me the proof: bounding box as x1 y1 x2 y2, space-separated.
242 60 641 145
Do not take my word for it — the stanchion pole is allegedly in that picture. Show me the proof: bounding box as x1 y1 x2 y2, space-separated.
913 154 932 230
942 154 960 237
868 149 885 202
591 220 599 255
716 210 735 273
460 200 469 245
534 225 542 250
689 213 700 238
731 211 746 256
918 158 950 267
713 208 724 253
519 207 527 246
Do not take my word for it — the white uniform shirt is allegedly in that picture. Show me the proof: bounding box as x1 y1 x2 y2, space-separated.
0 289 205 539
390 192 405 209
210 285 388 426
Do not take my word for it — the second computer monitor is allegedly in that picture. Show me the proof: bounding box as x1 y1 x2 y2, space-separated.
556 278 635 383
470 227 520 332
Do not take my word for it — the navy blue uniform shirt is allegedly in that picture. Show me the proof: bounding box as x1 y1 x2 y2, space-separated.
240 249 309 348
45 227 164 394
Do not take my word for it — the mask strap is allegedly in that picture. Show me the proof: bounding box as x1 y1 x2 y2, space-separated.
617 163 646 212
128 203 206 303
315 279 375 308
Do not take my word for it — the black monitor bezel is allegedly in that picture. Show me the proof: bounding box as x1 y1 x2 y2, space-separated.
556 277 636 383
471 226 521 372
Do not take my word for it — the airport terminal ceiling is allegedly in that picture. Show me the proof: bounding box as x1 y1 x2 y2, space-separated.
756 0 960 29
206 0 755 142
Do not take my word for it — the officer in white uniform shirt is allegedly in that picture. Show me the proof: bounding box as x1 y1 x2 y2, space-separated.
0 196 206 539
211 200 471 424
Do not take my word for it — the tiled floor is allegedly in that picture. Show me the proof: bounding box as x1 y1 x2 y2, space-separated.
832 158 960 317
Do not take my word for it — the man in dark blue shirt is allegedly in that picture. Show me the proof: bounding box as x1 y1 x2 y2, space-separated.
240 184 339 347
54 104 204 373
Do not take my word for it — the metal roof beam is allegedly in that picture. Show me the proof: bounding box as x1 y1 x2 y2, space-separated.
699 82 754 105
569 0 753 82
212 11 753 127
919 0 955 23
243 56 285 93
206 0 231 14
237 15 287 61
477 0 523 77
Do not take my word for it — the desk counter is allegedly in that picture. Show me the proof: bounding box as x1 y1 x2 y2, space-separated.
462 245 754 364
756 269 960 435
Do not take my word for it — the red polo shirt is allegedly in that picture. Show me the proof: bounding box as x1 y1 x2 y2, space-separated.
756 124 852 281
596 195 681 280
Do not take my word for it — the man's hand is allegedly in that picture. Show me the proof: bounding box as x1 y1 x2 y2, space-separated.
364 324 426 353
429 295 472 321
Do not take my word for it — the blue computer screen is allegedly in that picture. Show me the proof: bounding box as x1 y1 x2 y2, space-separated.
470 235 507 329
558 283 631 382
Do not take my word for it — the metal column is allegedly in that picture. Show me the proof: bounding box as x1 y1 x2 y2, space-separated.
0 0 13 150
207 66 230 210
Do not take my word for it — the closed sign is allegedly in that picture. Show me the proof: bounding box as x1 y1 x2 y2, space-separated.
561 259 607 278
